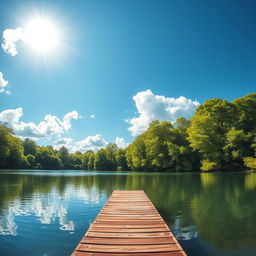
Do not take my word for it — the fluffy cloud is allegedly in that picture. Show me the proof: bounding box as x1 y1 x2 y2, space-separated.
2 28 24 56
0 72 10 94
74 134 108 152
90 114 95 118
54 136 127 153
127 90 200 136
54 137 73 146
54 135 107 153
115 137 127 149
0 108 80 139
54 137 74 150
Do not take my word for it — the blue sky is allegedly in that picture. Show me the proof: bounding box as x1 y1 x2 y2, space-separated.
0 0 256 152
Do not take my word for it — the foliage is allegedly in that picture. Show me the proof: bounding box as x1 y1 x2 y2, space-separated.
23 138 37 156
0 93 256 171
187 94 256 171
0 124 15 168
115 149 128 171
243 157 256 170
201 160 218 171
233 93 256 132
26 154 36 168
126 118 199 171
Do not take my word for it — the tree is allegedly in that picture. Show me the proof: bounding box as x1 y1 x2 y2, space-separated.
70 152 83 169
244 157 256 171
115 149 128 171
94 149 108 170
126 134 146 170
105 143 118 169
23 138 37 156
88 153 95 170
6 136 24 168
36 147 63 169
82 150 94 170
0 124 13 168
144 120 173 170
187 98 238 170
223 128 252 169
58 146 70 169
233 93 256 133
1 93 256 172
26 154 36 168
126 119 198 171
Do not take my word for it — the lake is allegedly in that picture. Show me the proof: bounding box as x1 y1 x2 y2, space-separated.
0 170 255 256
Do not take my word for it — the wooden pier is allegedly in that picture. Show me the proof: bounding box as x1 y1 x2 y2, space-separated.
72 190 187 256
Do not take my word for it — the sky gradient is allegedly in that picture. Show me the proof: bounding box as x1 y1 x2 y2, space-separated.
0 0 256 152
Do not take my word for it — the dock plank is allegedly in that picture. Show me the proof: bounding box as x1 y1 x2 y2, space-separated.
71 190 187 256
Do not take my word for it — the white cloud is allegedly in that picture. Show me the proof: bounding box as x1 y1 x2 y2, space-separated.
0 72 10 94
54 135 107 153
127 89 200 136
115 137 127 149
90 114 95 118
54 137 73 150
2 27 24 56
62 111 80 130
55 137 73 146
0 108 80 139
72 134 108 152
54 135 127 153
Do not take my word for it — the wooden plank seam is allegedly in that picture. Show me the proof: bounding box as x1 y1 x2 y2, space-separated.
72 190 187 256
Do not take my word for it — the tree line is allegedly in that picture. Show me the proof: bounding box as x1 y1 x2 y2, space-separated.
1 93 256 171
0 126 128 171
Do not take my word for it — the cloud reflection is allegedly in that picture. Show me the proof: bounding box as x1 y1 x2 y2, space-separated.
171 218 198 240
0 188 76 236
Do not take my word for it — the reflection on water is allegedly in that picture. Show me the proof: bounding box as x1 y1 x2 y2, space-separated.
0 189 75 236
200 173 217 188
0 171 255 256
245 172 256 190
172 218 198 240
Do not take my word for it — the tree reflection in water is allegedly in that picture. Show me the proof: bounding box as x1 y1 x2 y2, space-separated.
0 171 255 256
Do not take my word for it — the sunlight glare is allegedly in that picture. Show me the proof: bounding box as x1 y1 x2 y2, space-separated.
24 18 59 53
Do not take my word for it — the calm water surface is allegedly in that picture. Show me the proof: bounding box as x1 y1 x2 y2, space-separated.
0 170 256 256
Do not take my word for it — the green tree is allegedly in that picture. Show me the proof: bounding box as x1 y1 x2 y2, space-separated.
187 98 238 170
36 147 63 169
115 149 128 171
233 93 256 132
26 154 36 168
126 134 146 170
88 153 95 170
58 146 70 169
20 155 30 169
126 119 198 171
223 128 252 169
144 120 173 170
6 136 24 169
82 150 94 170
70 152 83 169
0 124 13 168
94 149 108 170
23 138 37 156
105 143 118 169
243 157 256 171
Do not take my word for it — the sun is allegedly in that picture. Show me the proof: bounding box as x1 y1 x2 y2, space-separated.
24 18 59 53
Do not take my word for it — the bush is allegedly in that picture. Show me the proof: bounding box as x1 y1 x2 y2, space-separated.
26 154 35 168
243 157 256 170
201 160 217 171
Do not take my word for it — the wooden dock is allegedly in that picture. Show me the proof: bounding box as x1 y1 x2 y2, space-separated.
72 190 187 256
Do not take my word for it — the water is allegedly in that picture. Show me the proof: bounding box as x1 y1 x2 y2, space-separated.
0 170 255 256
